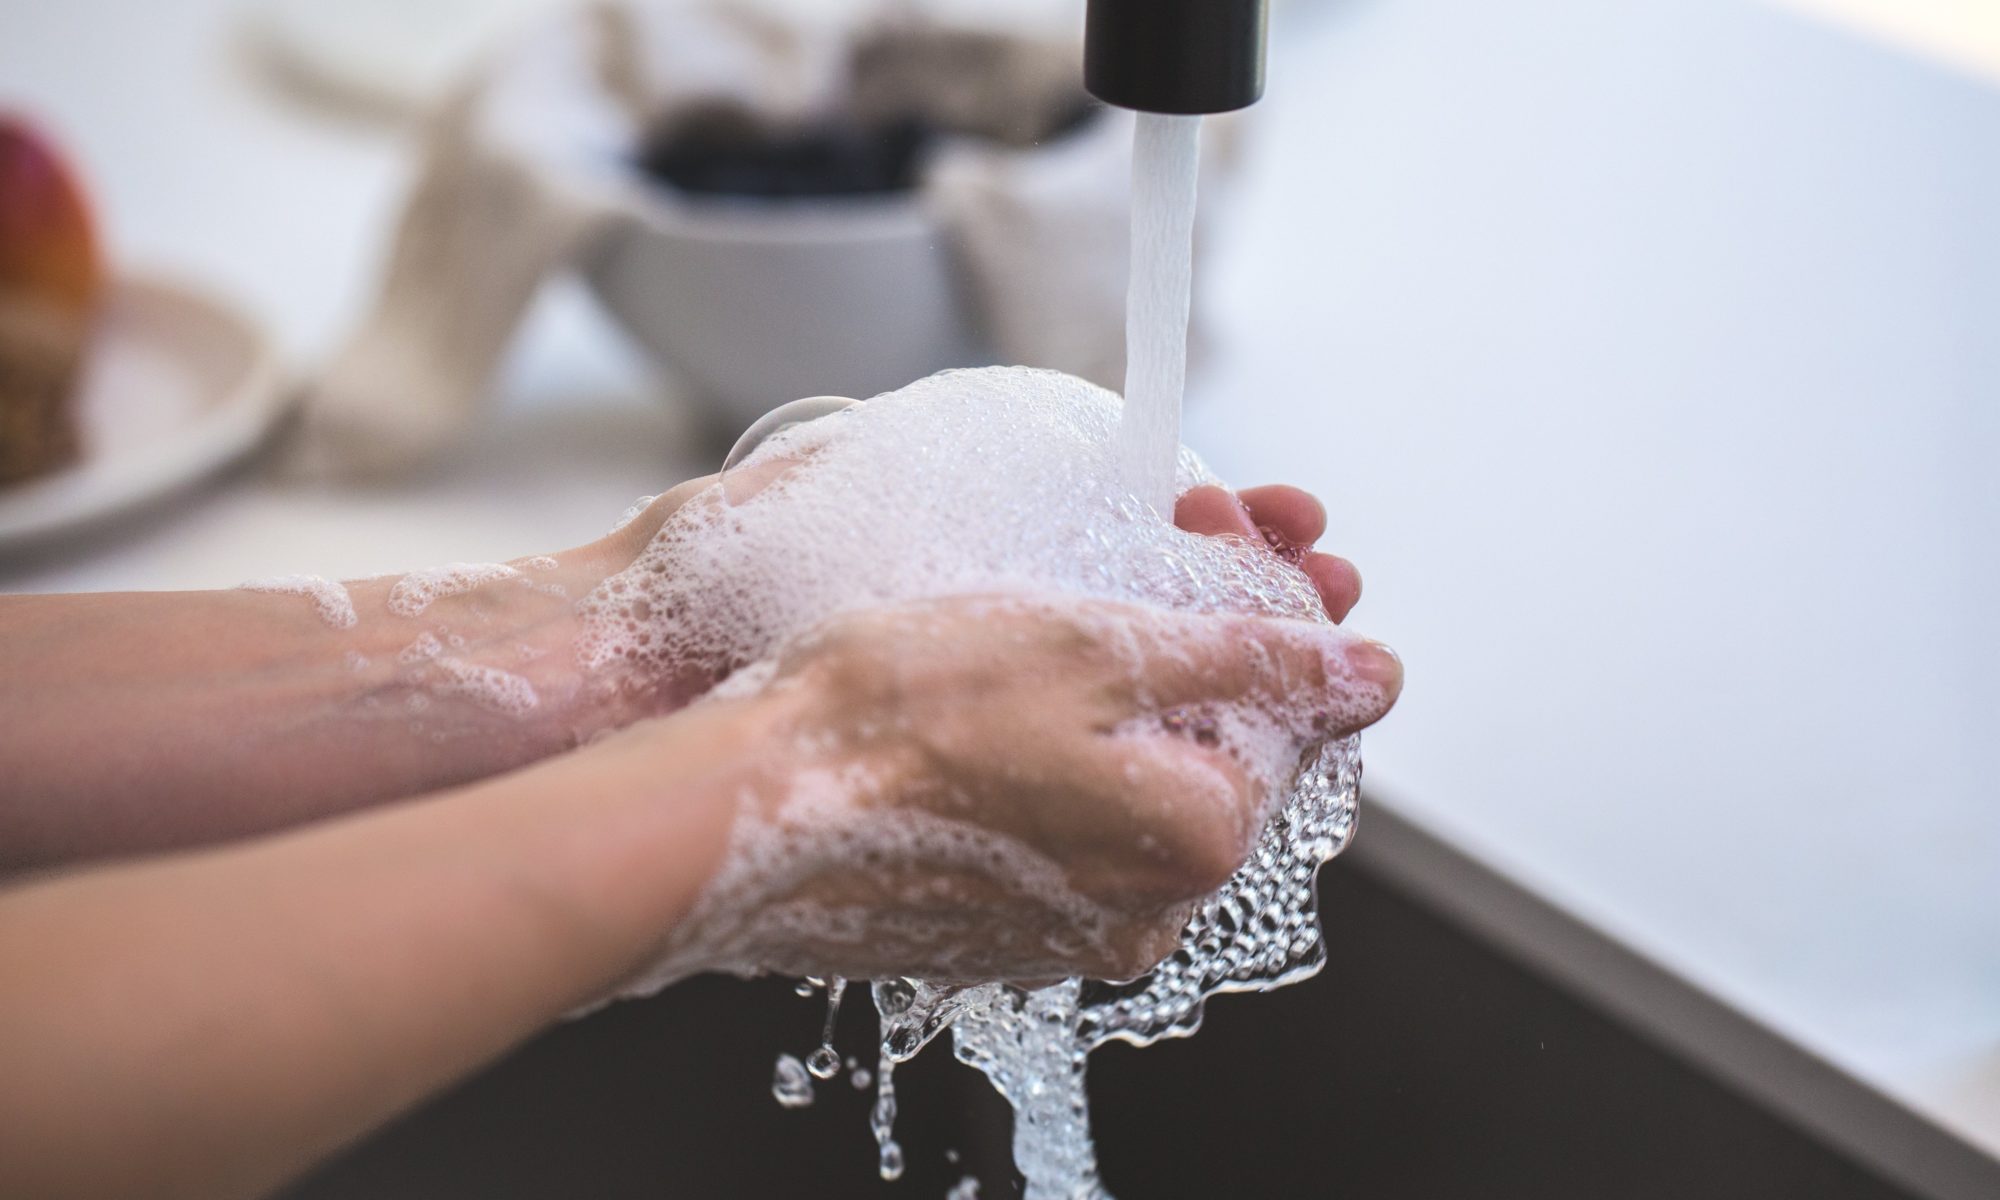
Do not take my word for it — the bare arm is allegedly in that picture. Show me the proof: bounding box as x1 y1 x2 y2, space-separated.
0 689 769 1200
0 483 712 871
0 479 1355 874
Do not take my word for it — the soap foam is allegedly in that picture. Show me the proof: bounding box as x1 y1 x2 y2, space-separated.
398 632 443 664
392 631 540 720
240 574 357 630
428 656 539 717
610 495 660 536
386 562 522 617
578 367 1379 1198
577 368 1342 685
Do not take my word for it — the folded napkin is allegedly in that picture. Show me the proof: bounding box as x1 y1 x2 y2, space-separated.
294 0 1218 479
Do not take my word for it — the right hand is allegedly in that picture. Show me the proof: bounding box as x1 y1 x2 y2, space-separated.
658 592 1402 986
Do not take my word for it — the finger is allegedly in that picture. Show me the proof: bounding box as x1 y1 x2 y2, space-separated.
1097 739 1260 900
1174 485 1260 540
1119 609 1402 738
719 452 809 506
1237 485 1327 550
605 475 716 550
1002 728 1257 909
1301 553 1362 622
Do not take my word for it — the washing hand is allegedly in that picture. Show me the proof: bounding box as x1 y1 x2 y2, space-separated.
634 590 1398 986
0 472 1399 1200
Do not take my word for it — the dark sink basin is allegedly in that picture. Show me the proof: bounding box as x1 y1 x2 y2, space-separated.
280 843 1925 1200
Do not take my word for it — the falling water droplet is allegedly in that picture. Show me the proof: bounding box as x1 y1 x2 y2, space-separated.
805 1046 841 1081
878 1140 905 1182
805 977 847 1080
770 1053 814 1109
869 1054 901 1180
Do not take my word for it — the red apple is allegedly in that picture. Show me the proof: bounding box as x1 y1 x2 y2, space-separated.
0 114 102 319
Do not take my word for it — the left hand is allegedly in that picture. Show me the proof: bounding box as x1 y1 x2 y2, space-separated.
1174 484 1363 622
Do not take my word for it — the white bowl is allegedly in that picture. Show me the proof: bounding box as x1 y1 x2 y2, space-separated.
582 187 987 434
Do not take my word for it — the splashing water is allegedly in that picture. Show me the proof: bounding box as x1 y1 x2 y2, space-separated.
770 737 1359 1197
832 738 1358 1198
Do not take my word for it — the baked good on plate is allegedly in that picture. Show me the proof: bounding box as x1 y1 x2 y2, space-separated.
0 116 103 486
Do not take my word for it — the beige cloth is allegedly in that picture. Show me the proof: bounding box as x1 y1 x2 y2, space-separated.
293 1 1199 479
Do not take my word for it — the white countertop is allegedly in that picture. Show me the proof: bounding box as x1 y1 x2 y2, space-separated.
4 0 1997 1169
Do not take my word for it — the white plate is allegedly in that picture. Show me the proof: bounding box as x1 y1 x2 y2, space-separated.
0 274 288 551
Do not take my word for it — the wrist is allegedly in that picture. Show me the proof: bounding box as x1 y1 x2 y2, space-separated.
330 533 690 775
474 682 808 1000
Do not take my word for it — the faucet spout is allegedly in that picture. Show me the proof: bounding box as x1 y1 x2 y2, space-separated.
1084 0 1270 115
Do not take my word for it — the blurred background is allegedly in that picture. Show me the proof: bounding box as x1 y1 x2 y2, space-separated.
3 0 1998 1196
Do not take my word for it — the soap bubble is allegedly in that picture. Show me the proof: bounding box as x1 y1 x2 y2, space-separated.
719 395 861 506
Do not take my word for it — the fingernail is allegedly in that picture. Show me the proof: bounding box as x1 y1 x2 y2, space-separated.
1347 640 1402 688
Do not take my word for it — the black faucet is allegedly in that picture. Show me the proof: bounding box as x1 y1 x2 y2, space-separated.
1084 0 1270 115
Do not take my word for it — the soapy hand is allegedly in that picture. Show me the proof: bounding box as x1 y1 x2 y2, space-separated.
1175 483 1363 622
619 475 1360 620
596 474 1366 701
651 593 1401 986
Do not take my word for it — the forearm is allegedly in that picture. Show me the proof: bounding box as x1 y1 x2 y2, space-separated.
0 535 659 870
0 692 770 1200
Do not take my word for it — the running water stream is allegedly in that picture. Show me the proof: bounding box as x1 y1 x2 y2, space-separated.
1117 113 1205 517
